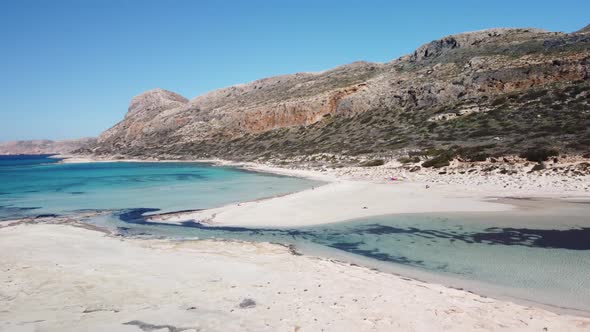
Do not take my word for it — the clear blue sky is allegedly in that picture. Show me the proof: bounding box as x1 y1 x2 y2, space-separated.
1 0 588 141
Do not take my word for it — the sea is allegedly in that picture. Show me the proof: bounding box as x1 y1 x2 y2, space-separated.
1 154 589 315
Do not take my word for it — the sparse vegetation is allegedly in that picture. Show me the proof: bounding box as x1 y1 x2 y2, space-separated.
359 159 385 167
422 153 452 168
398 156 421 164
519 148 559 162
83 30 590 163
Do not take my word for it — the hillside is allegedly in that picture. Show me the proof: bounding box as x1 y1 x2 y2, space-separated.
82 26 590 165
0 138 96 155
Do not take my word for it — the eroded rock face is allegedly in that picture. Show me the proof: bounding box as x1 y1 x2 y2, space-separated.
408 28 546 62
98 89 189 147
95 62 383 151
88 24 590 159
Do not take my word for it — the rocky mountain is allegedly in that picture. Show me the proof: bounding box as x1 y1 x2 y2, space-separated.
83 25 590 163
576 24 590 34
0 138 96 155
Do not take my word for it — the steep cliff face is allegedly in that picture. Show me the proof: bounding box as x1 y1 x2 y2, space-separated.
88 25 590 160
98 89 189 149
96 61 384 150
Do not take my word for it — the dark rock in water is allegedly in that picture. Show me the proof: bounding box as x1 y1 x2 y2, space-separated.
328 240 426 266
473 227 590 250
123 320 195 332
115 208 315 242
18 206 41 211
239 298 256 309
149 209 202 218
35 214 59 219
117 208 161 223
288 244 303 256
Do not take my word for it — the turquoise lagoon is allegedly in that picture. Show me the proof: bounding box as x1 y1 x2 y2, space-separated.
1 155 590 314
0 155 321 219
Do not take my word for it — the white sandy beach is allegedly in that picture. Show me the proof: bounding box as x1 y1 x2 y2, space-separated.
4 7 590 331
148 160 589 228
56 154 590 228
153 180 513 227
4 154 581 331
2 223 590 332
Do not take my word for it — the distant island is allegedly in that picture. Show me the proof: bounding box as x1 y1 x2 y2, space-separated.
0 138 95 155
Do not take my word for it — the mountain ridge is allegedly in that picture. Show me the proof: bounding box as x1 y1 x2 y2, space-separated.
0 138 97 155
80 24 590 164
575 24 590 34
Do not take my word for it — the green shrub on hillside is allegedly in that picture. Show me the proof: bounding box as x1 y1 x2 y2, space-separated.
398 156 421 164
519 148 559 162
359 159 385 167
422 153 452 168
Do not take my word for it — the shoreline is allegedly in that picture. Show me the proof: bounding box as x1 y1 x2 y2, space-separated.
55 154 339 182
54 154 589 228
147 180 514 228
55 153 590 193
2 222 590 331
291 233 590 319
5 213 590 319
56 154 517 227
2 155 590 329
55 155 590 313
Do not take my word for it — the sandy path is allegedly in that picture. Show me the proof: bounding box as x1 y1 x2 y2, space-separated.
1 223 589 332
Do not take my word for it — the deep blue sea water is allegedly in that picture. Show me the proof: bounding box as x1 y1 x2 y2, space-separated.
2 155 590 313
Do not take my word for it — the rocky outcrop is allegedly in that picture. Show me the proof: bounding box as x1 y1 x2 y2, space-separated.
0 138 96 155
98 89 189 147
127 89 188 118
94 61 383 151
86 24 590 160
407 28 546 62
575 24 590 34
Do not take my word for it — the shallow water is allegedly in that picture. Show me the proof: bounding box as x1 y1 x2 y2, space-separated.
0 155 322 220
84 200 590 314
2 156 590 314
